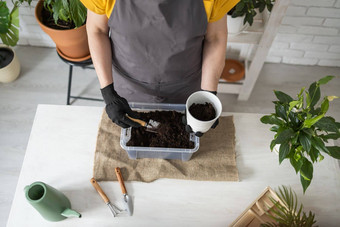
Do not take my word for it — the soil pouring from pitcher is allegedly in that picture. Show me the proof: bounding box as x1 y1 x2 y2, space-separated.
189 102 216 121
127 111 194 149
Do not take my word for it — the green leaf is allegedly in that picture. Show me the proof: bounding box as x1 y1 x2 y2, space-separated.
308 82 320 107
288 111 300 129
0 1 10 34
274 90 294 104
290 155 303 174
303 114 324 128
279 142 290 164
320 97 329 114
260 115 284 125
275 128 295 144
314 116 339 133
300 158 313 181
236 1 245 11
299 131 311 152
326 146 340 159
309 146 319 163
311 136 330 155
0 4 19 46
275 104 288 122
270 125 279 132
69 0 87 27
318 75 334 85
288 100 300 112
320 133 340 140
300 173 311 193
270 139 276 151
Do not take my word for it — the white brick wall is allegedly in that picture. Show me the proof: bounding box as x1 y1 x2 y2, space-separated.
268 0 340 67
1 0 340 67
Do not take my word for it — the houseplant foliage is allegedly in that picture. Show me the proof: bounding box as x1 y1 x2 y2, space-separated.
260 76 340 193
43 0 86 29
230 0 275 26
261 185 317 227
0 0 32 46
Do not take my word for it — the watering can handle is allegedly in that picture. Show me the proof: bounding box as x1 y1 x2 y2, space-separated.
90 178 110 203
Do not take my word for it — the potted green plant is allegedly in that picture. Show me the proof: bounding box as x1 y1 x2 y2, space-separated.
35 0 89 61
227 0 275 34
0 0 31 83
261 185 317 227
260 76 340 193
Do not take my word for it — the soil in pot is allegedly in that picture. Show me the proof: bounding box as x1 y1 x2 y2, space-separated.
0 48 14 69
189 102 216 121
127 111 194 149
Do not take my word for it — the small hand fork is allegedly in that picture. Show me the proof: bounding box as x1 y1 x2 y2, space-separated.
90 178 123 217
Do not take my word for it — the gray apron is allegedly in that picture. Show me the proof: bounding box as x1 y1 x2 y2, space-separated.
108 0 207 103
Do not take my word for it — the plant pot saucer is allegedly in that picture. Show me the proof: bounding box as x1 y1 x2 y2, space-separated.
220 59 245 82
56 47 91 62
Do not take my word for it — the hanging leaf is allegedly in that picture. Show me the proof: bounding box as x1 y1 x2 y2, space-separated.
290 155 303 174
309 146 319 163
320 133 340 141
300 158 313 181
279 142 290 164
274 90 293 104
320 97 329 114
270 139 276 151
299 131 311 152
300 174 311 194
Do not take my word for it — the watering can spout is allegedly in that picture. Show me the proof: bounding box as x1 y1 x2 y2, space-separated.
61 208 82 218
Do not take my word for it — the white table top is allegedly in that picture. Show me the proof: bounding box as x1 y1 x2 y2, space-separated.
7 104 340 227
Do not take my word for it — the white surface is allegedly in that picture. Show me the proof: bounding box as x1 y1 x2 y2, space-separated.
6 104 340 226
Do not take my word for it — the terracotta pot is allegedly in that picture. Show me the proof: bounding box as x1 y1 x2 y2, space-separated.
220 59 245 82
0 45 21 83
35 0 90 62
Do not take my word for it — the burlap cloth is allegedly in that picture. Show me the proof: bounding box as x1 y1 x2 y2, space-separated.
93 111 239 182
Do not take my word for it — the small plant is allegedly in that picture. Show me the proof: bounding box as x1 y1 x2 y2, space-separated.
230 0 275 26
261 185 317 227
261 76 340 193
0 0 32 46
43 0 86 29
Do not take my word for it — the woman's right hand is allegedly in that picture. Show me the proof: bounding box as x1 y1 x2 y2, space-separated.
101 83 141 128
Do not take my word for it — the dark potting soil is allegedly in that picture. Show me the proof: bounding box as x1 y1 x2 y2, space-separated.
126 111 194 149
41 7 76 30
189 103 216 121
0 48 14 68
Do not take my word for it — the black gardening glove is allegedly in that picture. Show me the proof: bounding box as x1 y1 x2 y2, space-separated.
183 90 219 137
101 83 141 128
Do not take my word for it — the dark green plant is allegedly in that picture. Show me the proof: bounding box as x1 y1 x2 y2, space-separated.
261 186 317 227
230 0 275 26
0 0 32 46
260 76 340 193
43 0 86 28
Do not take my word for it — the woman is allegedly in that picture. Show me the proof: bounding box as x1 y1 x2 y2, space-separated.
81 0 239 128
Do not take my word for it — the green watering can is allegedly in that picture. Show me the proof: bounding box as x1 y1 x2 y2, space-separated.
24 181 81 222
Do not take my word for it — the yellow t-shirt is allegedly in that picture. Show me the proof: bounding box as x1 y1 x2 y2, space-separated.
80 0 240 23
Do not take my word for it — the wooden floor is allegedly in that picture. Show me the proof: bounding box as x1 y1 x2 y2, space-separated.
1 46 339 226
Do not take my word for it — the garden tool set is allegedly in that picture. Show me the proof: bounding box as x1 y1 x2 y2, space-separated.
90 168 133 217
